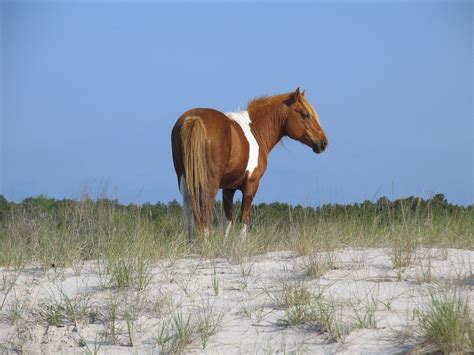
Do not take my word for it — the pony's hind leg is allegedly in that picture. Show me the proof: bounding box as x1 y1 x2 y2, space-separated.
180 176 194 243
223 189 236 238
201 180 220 239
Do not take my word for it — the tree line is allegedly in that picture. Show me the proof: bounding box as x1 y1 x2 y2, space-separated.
0 193 471 224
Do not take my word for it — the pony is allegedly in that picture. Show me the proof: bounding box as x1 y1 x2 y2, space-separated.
171 88 328 242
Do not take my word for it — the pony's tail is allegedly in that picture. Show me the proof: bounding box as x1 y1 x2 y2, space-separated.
180 116 209 229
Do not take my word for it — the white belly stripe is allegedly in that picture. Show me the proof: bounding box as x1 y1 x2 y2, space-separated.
226 110 259 177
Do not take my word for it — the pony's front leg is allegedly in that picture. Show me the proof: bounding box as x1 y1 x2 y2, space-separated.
240 178 259 238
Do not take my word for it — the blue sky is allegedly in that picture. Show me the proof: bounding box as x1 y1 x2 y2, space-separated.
1 1 472 206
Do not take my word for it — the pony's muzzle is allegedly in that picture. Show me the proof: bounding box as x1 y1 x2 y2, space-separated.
312 139 328 154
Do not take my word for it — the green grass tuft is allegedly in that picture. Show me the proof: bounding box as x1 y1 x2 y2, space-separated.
416 288 473 353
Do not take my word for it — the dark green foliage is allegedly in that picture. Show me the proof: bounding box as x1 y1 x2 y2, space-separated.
0 195 9 220
0 193 471 229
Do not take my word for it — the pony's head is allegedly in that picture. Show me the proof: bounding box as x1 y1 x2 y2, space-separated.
283 88 328 154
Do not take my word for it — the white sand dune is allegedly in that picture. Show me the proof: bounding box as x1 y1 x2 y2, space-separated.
1 248 473 354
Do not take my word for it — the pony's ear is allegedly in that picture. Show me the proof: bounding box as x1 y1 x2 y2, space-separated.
284 87 302 106
293 87 302 101
302 89 306 96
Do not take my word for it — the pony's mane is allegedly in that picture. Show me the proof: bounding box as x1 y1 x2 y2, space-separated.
247 92 293 116
245 92 297 152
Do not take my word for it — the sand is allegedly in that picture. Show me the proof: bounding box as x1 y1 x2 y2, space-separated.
0 248 472 354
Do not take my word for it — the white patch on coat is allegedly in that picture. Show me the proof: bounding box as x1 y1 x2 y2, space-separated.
226 110 259 177
179 175 187 198
240 224 248 239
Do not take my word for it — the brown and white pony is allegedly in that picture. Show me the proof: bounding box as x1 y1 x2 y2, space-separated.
171 88 328 242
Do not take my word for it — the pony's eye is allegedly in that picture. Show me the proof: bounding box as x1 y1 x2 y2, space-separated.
301 112 310 120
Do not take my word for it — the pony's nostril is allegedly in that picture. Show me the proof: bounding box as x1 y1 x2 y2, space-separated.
322 140 328 149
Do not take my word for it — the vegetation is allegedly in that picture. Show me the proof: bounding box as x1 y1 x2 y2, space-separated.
0 193 472 267
0 191 471 353
415 288 473 353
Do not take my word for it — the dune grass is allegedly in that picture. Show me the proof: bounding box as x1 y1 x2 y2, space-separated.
0 193 472 269
415 287 473 353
